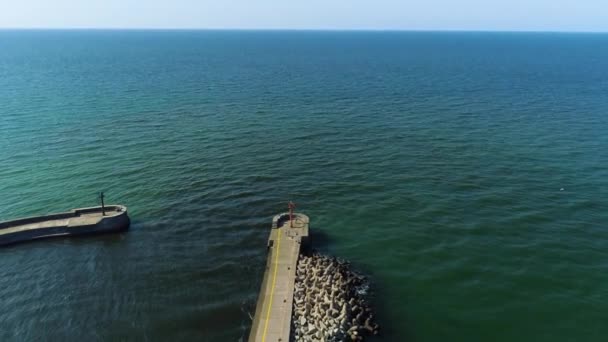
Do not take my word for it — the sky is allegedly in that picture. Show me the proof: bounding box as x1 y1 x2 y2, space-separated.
0 0 607 32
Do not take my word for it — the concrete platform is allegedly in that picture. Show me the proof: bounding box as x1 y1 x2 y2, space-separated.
249 213 310 342
0 205 130 246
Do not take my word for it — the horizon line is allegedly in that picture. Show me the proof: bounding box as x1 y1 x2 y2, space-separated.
0 27 607 34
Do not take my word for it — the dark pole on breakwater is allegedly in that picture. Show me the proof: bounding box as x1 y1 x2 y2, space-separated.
100 192 106 216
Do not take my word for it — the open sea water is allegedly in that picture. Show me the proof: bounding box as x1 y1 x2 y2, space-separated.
0 30 607 341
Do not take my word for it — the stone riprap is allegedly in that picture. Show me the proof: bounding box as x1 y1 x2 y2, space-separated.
292 253 379 341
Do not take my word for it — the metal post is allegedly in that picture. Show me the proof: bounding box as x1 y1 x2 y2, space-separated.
100 192 106 216
288 201 296 228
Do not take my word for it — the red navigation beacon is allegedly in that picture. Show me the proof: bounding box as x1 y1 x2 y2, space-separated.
288 201 296 228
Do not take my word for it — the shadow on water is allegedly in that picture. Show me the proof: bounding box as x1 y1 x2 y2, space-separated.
0 230 130 250
369 272 414 342
308 228 334 253
309 228 412 342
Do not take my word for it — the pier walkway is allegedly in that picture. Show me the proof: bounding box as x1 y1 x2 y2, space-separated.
249 213 310 342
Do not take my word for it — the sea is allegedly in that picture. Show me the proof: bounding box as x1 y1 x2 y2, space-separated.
0 30 607 342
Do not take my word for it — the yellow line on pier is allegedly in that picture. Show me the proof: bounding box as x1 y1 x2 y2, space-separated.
261 227 281 342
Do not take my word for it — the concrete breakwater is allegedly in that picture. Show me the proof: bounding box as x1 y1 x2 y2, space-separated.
0 205 130 246
292 253 379 341
249 212 310 341
249 212 379 342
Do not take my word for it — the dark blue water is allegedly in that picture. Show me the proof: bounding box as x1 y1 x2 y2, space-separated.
1 30 607 341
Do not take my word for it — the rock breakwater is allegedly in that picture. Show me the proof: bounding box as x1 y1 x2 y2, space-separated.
292 253 379 341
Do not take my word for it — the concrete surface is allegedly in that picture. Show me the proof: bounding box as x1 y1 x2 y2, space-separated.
0 205 130 246
249 213 310 342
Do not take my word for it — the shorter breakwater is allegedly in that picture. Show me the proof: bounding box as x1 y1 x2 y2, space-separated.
0 206 130 247
292 253 379 341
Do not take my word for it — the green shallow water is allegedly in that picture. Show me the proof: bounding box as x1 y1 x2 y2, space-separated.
0 30 607 341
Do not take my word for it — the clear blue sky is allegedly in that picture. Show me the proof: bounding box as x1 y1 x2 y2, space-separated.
1 0 607 32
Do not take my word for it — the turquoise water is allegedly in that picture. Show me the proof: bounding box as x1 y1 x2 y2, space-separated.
1 30 607 341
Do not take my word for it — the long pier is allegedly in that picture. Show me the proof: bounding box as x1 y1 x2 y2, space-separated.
249 212 310 342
